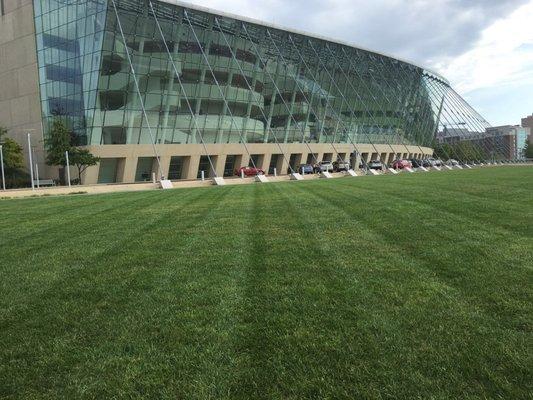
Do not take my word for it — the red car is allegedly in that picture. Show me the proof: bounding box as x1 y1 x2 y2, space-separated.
235 166 265 177
391 159 412 169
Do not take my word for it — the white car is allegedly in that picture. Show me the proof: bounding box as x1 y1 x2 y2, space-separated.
314 161 334 172
333 160 351 171
445 159 459 166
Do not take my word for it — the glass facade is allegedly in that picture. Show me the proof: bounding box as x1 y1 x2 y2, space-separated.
33 0 107 145
33 0 503 162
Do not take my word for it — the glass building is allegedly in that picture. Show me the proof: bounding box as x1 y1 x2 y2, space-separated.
20 0 505 183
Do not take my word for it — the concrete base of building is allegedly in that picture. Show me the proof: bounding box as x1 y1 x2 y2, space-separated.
213 177 226 186
2 163 531 199
160 180 173 189
346 169 358 177
77 143 433 185
255 175 269 183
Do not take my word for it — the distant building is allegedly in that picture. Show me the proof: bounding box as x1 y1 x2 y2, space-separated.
485 125 531 160
521 114 533 144
486 126 516 160
515 126 530 158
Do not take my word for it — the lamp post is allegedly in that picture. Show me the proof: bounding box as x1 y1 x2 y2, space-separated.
32 146 40 189
0 144 5 191
27 133 34 190
65 150 71 187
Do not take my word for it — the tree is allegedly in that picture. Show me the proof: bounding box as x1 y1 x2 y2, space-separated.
1 138 25 172
69 148 100 184
0 126 27 188
524 140 533 159
44 118 100 184
0 126 24 172
434 142 454 160
44 119 71 168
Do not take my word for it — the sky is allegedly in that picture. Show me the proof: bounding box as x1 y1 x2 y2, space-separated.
186 0 533 126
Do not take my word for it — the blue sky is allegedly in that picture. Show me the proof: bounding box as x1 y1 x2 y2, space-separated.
187 0 533 126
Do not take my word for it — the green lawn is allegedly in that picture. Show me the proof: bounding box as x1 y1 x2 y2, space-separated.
0 167 532 399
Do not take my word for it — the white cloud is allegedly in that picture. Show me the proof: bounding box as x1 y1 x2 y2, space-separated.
434 0 533 94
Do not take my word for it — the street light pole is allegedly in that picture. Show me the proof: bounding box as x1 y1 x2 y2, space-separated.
65 150 71 187
27 133 34 190
32 147 40 189
0 145 5 191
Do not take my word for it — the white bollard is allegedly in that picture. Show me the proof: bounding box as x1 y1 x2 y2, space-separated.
65 150 71 188
301 166 305 175
274 168 277 177
152 172 156 184
241 169 244 179
201 170 205 181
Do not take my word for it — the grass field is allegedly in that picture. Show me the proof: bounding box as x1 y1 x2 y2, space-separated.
0 167 532 399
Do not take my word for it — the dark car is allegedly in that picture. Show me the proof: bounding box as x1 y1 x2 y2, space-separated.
235 166 264 177
367 160 384 170
409 158 422 168
422 158 434 167
422 158 442 167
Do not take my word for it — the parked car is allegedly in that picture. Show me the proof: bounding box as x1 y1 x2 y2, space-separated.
391 159 412 169
446 159 459 166
314 161 334 173
235 166 264 177
333 159 351 171
409 158 423 168
367 160 384 170
297 164 314 174
422 158 437 167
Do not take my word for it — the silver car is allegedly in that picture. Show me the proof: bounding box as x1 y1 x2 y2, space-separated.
314 161 334 172
333 160 351 171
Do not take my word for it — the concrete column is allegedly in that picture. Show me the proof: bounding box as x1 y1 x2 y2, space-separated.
351 152 361 170
83 164 100 185
121 157 136 183
260 153 272 172
279 154 290 175
159 156 171 180
212 155 224 178
184 155 201 180
238 153 248 168
299 153 308 169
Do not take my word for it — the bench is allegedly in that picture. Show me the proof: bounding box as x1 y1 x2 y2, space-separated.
34 179 55 187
